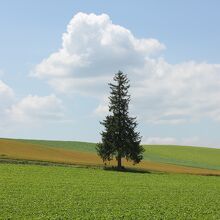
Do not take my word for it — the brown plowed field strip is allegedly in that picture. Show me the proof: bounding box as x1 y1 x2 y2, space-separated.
1 139 220 175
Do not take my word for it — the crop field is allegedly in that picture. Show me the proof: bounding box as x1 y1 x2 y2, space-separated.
143 145 220 170
18 138 97 153
0 138 102 165
7 140 220 170
0 164 220 219
1 138 220 175
13 138 220 170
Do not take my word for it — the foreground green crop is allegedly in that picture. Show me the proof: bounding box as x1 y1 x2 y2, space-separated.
1 164 220 219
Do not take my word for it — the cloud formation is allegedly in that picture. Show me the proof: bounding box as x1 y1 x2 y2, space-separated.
7 95 64 123
143 136 200 146
143 136 177 145
131 59 220 124
0 79 14 119
32 12 165 96
33 12 220 124
0 70 65 128
0 80 14 101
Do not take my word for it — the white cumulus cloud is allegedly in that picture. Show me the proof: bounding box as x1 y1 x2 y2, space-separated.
32 12 165 95
0 75 15 129
32 12 220 124
0 78 14 114
131 59 220 124
0 80 14 101
143 137 177 145
7 94 64 122
143 136 200 146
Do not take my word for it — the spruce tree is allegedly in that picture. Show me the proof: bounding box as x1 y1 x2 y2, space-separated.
96 71 144 169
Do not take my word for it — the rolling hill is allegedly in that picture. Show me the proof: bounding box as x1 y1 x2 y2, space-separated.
0 138 220 175
12 138 220 170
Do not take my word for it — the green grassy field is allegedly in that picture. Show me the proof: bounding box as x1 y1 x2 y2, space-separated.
17 139 97 153
143 145 220 170
0 163 220 220
14 139 220 170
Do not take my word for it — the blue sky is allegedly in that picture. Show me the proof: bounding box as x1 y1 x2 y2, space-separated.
0 0 220 147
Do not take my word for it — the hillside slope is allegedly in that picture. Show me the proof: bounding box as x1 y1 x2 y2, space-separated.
13 138 220 170
1 138 220 175
143 145 220 170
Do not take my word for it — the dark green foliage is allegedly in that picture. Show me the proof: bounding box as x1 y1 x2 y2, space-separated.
96 71 144 168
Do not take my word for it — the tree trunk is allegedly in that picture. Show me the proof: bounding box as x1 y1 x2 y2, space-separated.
117 155 122 169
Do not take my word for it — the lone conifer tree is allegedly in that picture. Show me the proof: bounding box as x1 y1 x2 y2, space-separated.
96 71 144 169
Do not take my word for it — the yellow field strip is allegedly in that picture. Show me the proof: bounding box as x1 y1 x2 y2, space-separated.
0 139 220 176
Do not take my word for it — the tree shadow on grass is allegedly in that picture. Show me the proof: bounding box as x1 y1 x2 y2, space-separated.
103 166 154 174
